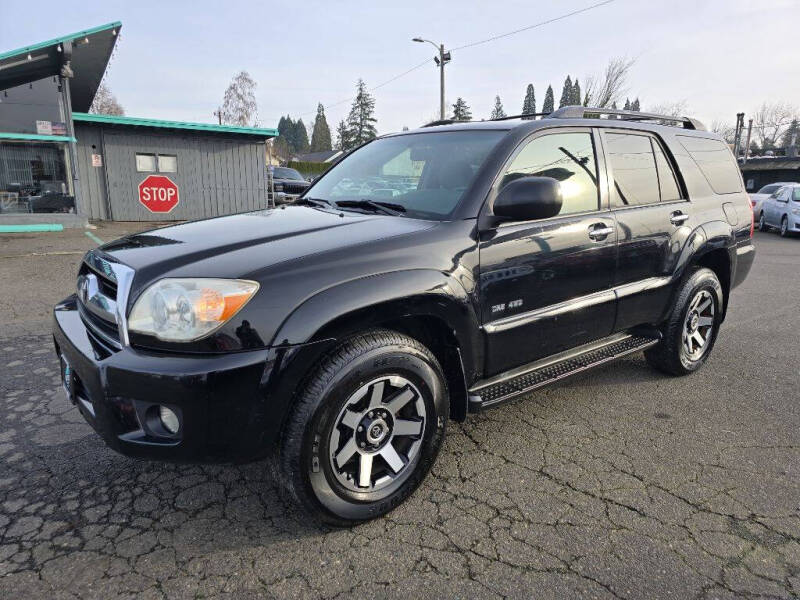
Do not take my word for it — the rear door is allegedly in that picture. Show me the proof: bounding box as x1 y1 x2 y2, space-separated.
478 128 617 376
599 129 692 330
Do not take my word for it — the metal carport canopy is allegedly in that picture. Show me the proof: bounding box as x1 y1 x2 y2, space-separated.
0 21 121 112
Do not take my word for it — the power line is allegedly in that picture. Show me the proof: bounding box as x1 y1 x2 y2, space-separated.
268 0 617 123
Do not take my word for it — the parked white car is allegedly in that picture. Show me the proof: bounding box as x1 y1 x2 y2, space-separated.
750 182 794 218
758 183 800 237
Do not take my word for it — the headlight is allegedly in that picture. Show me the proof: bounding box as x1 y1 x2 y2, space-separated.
128 278 259 342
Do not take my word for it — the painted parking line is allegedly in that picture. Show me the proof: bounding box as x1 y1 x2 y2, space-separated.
84 231 104 245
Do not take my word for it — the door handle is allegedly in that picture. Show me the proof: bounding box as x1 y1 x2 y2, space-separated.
588 223 614 240
670 211 689 225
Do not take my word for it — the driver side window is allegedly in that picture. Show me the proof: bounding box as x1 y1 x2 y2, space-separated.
502 132 599 216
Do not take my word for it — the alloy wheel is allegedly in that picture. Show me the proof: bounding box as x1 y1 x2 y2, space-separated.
329 376 426 493
682 290 715 360
781 218 788 236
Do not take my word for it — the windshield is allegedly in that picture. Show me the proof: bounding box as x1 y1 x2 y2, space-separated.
274 167 304 180
305 130 506 219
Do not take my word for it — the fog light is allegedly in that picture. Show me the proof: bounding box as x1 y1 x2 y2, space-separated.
159 405 180 434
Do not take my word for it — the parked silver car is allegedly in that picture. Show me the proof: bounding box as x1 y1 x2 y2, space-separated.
750 182 794 217
758 183 800 237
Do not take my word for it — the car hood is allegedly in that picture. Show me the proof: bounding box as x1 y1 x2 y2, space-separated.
99 206 436 291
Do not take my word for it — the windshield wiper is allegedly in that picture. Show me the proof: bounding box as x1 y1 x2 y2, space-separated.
337 199 406 216
297 197 338 209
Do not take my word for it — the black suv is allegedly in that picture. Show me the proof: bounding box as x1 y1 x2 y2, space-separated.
53 107 755 525
269 166 310 204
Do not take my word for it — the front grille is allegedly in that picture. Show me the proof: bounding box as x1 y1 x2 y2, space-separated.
77 260 121 348
282 182 308 195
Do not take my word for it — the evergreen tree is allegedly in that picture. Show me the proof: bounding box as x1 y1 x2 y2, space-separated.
451 97 472 121
631 98 640 111
277 115 295 152
542 85 555 113
335 120 351 151
490 95 506 119
572 79 581 106
309 103 332 152
522 84 536 116
293 118 310 153
780 119 799 148
345 79 377 147
559 76 573 108
623 98 631 111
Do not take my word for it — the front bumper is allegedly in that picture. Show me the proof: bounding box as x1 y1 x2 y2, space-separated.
53 295 275 462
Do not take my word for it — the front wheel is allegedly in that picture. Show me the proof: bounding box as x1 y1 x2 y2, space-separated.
278 329 448 526
780 216 790 237
645 267 723 376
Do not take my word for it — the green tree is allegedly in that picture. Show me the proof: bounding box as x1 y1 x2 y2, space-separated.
310 103 332 152
451 97 472 121
542 85 555 113
335 119 351 151
631 98 640 111
277 115 295 152
572 79 581 106
522 84 536 116
623 98 631 110
490 95 506 119
559 75 573 108
345 79 377 147
293 118 309 154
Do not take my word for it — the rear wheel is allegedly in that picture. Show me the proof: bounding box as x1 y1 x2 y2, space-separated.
780 216 790 237
278 329 448 526
645 267 723 376
758 212 769 232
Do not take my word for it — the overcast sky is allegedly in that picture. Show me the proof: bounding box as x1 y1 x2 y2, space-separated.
2 0 798 134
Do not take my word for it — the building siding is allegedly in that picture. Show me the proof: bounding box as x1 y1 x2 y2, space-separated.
74 122 270 221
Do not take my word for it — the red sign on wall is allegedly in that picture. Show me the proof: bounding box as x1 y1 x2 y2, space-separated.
138 175 179 213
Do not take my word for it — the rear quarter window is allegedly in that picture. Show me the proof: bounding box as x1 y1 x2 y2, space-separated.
677 136 742 194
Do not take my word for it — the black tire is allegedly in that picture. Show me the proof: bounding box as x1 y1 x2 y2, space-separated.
780 216 789 237
758 212 768 232
278 329 448 526
645 267 723 376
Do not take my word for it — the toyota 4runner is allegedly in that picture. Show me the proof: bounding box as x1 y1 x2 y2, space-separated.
53 106 755 525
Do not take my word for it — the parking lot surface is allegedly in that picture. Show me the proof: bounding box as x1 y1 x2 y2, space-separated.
0 227 798 599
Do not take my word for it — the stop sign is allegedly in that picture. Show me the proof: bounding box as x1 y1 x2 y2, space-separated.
138 175 179 213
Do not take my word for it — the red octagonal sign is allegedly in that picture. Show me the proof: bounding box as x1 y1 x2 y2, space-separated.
138 175 179 213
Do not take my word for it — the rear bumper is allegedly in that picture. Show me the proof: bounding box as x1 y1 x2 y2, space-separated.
732 241 755 289
53 295 276 462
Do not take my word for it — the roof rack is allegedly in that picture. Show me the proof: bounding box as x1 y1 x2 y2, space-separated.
422 119 462 127
490 112 551 121
547 106 705 131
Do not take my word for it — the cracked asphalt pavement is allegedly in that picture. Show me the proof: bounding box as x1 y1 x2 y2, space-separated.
0 227 798 599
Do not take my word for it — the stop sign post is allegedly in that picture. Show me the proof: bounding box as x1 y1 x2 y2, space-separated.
138 175 179 213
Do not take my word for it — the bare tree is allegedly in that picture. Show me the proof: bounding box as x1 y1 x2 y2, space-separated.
221 71 259 127
710 120 736 144
752 102 799 150
89 83 124 116
582 57 635 108
646 100 689 118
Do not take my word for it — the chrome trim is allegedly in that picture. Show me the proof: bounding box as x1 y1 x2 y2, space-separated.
80 250 135 347
484 276 672 333
485 289 615 334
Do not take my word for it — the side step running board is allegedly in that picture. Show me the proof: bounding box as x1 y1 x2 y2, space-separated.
468 332 661 411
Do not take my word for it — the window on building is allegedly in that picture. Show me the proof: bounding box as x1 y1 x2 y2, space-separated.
158 154 177 173
0 141 73 214
605 132 661 207
136 153 156 172
501 131 599 216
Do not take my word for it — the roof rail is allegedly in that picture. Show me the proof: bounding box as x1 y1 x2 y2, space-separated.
490 112 551 122
422 119 459 127
547 105 706 131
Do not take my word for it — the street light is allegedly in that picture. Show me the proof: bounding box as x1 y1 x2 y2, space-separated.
412 37 451 121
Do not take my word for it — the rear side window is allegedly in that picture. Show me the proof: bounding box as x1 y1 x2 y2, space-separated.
677 136 742 194
652 141 682 201
793 188 800 202
604 132 660 206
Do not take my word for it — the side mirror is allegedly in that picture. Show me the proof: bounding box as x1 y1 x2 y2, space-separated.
493 176 563 221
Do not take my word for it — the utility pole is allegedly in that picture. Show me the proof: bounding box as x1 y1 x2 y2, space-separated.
733 112 745 158
413 37 451 120
744 118 753 164
213 108 223 125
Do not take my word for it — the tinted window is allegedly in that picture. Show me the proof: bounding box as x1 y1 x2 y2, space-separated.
273 167 303 180
502 132 599 215
605 133 660 206
677 136 742 194
309 130 505 219
653 141 682 201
